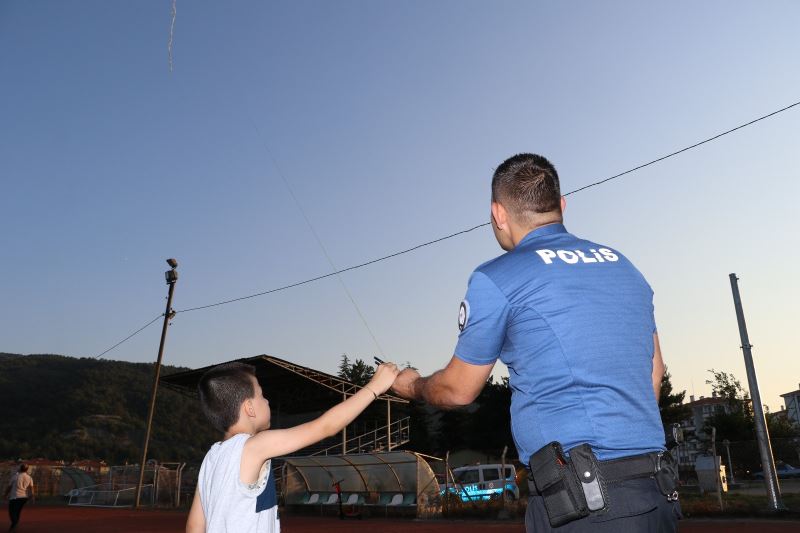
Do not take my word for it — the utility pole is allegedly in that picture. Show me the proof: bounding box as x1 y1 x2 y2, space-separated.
729 273 784 511
710 427 723 511
135 259 179 508
723 439 735 485
672 423 683 483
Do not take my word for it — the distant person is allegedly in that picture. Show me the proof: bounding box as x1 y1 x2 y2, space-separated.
4 464 34 531
186 360 399 533
391 153 679 531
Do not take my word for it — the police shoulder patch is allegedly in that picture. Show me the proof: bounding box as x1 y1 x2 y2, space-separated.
458 300 470 332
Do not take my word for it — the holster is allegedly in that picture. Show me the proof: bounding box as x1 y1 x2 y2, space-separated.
569 444 608 513
529 442 590 527
654 450 679 500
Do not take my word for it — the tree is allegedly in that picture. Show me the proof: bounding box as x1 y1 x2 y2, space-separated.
701 369 760 474
0 354 218 463
658 368 690 426
705 369 751 413
338 354 351 379
407 403 442 454
336 354 375 386
433 376 515 458
767 415 800 467
703 369 754 442
463 376 514 455
347 359 375 386
768 415 800 440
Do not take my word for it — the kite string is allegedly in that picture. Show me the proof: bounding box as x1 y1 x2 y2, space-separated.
248 118 386 357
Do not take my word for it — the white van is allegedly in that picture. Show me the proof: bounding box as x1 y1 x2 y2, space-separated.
441 464 519 501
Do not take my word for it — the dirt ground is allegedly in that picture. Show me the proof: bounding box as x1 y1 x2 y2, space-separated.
4 506 800 532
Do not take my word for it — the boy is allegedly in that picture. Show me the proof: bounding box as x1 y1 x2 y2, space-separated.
186 360 399 533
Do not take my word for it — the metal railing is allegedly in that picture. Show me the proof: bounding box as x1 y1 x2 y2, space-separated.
67 483 153 508
312 417 410 456
274 417 411 493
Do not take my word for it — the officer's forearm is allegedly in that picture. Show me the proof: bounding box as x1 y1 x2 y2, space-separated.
412 370 474 409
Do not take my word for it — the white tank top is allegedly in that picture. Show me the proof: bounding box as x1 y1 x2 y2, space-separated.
198 433 280 533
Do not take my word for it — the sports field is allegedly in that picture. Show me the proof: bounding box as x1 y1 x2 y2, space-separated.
4 506 800 532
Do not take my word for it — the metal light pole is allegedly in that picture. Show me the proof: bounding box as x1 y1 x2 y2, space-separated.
135 259 179 508
729 273 784 511
672 423 683 483
710 427 724 511
722 439 735 485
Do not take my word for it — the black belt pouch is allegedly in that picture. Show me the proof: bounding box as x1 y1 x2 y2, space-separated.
654 451 679 497
530 442 589 527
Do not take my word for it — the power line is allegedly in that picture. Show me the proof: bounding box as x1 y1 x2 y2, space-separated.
177 98 799 314
564 99 800 196
176 222 490 313
94 314 163 359
94 98 800 355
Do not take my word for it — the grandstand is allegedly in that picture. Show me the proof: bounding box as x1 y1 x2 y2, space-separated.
160 355 427 515
161 355 411 457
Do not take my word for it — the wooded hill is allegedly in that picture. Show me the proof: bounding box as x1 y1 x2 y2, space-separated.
0 353 218 464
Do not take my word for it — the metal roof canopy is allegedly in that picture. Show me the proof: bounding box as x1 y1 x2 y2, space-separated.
282 451 442 517
160 354 409 417
284 452 425 493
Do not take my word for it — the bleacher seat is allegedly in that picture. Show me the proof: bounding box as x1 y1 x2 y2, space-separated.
306 493 320 504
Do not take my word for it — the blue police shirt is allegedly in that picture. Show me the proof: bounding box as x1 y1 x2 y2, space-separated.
454 223 665 462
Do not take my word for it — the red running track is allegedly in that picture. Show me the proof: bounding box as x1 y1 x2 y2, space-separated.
3 506 799 532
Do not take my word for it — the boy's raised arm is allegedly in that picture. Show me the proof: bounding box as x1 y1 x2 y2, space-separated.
244 363 399 463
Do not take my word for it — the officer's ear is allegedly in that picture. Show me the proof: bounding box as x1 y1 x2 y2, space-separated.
560 196 567 214
491 201 508 231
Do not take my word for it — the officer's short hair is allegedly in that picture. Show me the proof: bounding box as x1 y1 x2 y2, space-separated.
492 153 561 219
198 362 257 433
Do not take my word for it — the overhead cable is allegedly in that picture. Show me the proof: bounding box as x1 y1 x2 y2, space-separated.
95 98 800 356
565 99 800 196
94 314 163 359
177 99 800 314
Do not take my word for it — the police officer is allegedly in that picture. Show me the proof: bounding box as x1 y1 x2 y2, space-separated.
391 153 679 532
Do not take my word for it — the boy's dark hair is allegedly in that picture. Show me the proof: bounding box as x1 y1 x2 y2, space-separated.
198 362 257 433
492 153 561 219
18 464 28 473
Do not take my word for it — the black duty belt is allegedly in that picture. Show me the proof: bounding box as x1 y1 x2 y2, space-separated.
527 443 679 527
528 451 659 496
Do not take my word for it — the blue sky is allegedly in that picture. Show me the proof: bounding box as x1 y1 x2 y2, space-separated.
2 1 799 411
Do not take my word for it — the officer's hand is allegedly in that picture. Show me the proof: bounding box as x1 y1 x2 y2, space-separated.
391 368 421 400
